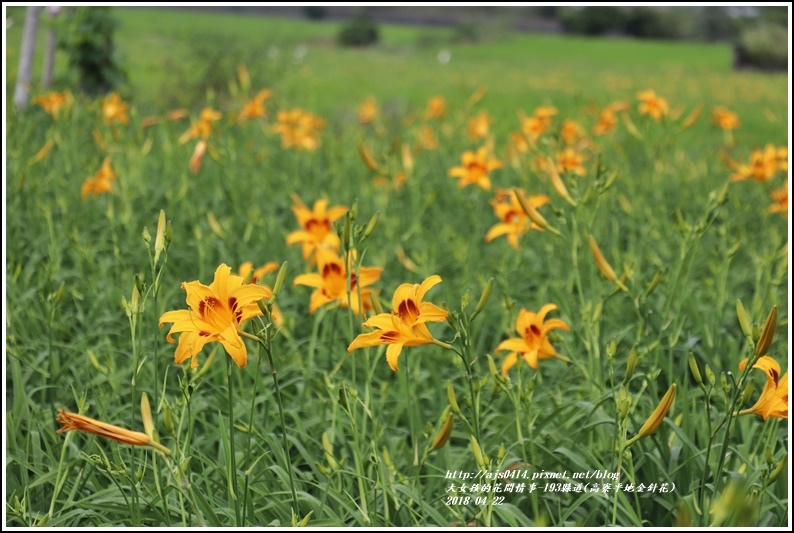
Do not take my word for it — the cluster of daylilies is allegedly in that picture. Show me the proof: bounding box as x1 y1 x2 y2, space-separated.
29 75 786 528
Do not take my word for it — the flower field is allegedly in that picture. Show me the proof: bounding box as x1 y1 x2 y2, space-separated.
4 7 790 527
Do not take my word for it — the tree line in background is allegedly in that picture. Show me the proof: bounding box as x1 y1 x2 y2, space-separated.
11 5 789 108
330 5 787 72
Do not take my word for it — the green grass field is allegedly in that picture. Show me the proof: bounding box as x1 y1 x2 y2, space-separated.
5 6 790 528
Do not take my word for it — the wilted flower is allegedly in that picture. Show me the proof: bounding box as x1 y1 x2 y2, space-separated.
448 146 503 190
159 264 272 368
167 108 189 121
56 409 170 455
189 140 207 175
495 304 570 374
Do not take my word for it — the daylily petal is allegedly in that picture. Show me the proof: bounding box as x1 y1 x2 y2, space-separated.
495 337 531 354
386 343 405 371
219 326 248 368
501 352 519 376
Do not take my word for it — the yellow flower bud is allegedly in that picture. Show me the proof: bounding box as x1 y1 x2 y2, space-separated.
447 382 461 415
140 392 155 440
736 299 753 341
514 188 561 236
432 412 454 450
588 235 628 292
627 384 676 447
154 209 167 264
470 435 487 470
754 305 778 358
686 354 701 387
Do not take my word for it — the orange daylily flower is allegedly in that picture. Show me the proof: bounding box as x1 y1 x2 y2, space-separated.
389 275 449 326
738 356 788 420
238 89 273 122
293 249 382 316
533 105 558 127
167 108 189 121
520 115 547 142
768 180 788 218
237 261 284 328
485 188 550 249
189 140 207 175
179 107 222 144
56 409 170 455
557 147 586 177
712 106 740 130
467 111 492 141
448 147 503 190
273 108 325 151
636 90 669 121
102 91 130 125
425 96 448 120
81 157 117 199
495 304 570 375
509 131 529 155
358 97 378 125
730 145 779 182
32 91 72 117
776 147 788 173
159 264 272 368
237 261 279 284
559 118 585 145
285 195 348 262
347 275 448 371
417 125 439 150
140 115 160 128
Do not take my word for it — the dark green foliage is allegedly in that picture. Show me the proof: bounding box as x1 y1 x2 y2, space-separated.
303 6 327 21
558 6 626 36
338 15 379 47
734 23 788 71
623 7 675 39
56 7 127 95
452 22 479 44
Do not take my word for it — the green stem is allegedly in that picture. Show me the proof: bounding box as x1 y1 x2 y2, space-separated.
241 341 264 525
227 356 240 526
697 390 714 526
263 339 300 514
